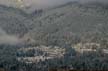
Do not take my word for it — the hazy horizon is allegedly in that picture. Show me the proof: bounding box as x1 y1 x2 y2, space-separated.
0 0 75 9
0 0 108 9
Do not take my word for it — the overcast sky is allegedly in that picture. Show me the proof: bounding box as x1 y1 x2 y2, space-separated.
0 0 75 7
0 0 108 9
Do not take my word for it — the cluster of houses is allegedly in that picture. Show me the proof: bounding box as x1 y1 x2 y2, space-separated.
18 45 66 63
74 42 108 54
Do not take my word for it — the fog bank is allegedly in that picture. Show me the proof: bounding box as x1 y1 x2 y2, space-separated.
0 28 21 45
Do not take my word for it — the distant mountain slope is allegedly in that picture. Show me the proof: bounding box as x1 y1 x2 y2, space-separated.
27 2 108 45
0 3 108 46
0 5 34 36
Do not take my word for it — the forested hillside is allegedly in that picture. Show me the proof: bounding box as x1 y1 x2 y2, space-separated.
0 5 35 36
26 2 108 46
0 2 108 71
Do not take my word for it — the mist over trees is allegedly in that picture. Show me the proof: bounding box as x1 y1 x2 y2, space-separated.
0 1 108 71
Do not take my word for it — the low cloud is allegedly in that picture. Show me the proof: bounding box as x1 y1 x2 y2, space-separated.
0 35 20 45
0 28 21 45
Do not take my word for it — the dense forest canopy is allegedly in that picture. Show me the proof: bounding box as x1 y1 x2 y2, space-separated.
0 1 108 71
